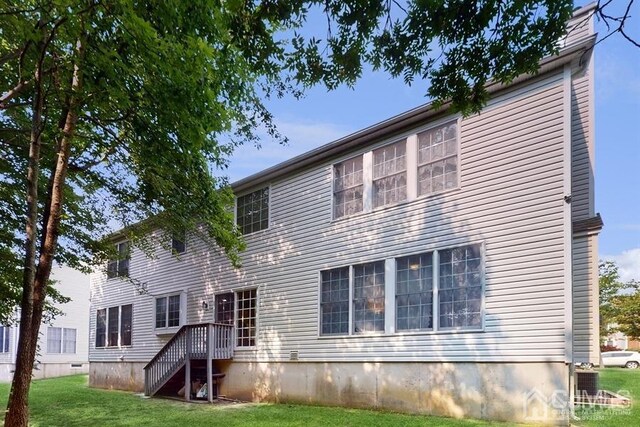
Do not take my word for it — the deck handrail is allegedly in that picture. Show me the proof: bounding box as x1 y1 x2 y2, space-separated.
143 322 234 396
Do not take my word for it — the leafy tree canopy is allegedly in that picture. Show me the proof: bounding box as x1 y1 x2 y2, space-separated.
599 260 640 340
0 0 574 321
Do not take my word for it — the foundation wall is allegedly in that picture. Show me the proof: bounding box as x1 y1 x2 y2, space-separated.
91 360 570 424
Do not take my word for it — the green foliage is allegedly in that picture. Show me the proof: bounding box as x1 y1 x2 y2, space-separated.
613 282 640 340
600 261 626 338
1 0 575 316
599 260 640 340
0 375 497 427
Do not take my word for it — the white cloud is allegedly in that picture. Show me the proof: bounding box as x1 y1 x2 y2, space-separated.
602 248 640 283
225 118 352 182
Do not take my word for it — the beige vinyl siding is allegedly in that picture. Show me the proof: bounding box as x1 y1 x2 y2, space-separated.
572 234 599 364
90 70 570 364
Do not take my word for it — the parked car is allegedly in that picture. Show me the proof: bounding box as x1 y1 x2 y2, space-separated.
601 351 640 369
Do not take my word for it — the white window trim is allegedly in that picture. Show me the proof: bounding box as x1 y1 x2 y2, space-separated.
0 326 11 354
330 115 462 222
233 286 259 350
234 186 271 236
317 241 485 338
96 304 133 348
46 327 77 354
154 291 187 335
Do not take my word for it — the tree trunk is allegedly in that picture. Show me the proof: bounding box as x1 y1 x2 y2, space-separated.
4 29 86 427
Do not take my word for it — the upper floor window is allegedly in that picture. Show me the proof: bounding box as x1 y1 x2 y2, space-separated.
417 121 458 196
236 187 269 235
331 119 459 220
373 140 407 208
96 304 132 348
333 156 364 219
107 241 130 279
47 327 77 354
0 326 9 353
155 294 183 330
171 234 186 254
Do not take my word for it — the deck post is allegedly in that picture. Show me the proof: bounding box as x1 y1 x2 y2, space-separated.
207 324 214 402
185 327 191 402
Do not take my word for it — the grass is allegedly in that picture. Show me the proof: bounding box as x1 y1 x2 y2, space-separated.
575 368 640 426
0 375 501 427
2 370 638 426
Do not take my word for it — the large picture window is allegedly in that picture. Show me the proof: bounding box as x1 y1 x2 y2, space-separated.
319 243 483 336
396 253 433 331
353 262 385 333
96 304 132 347
107 241 130 278
438 244 482 329
333 156 364 219
320 267 350 335
417 121 458 196
372 140 407 208
236 187 269 235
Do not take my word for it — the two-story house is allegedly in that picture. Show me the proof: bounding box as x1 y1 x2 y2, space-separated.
88 4 601 424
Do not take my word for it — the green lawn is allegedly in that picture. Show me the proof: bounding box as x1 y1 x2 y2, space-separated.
0 375 500 427
1 371 638 426
575 368 640 427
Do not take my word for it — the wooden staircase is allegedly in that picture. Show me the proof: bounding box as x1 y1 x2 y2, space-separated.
144 323 234 401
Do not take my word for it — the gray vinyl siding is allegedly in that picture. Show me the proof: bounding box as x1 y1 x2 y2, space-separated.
572 234 599 364
562 4 594 48
571 66 593 220
90 70 571 364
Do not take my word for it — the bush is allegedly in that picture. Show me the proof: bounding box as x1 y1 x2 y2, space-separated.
600 344 621 352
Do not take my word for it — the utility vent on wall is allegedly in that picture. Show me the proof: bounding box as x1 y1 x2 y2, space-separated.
289 350 299 361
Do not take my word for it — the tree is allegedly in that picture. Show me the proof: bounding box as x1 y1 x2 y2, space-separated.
1 1 576 426
599 261 626 338
614 287 640 340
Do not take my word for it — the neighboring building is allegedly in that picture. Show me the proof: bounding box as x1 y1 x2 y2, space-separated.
0 267 90 381
88 5 601 425
604 331 640 351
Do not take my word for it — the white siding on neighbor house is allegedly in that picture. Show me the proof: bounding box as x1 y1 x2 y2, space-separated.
91 69 573 365
38 267 90 365
1 266 90 382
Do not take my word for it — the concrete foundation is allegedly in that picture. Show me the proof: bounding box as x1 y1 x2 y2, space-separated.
90 360 571 424
0 362 89 382
90 362 146 392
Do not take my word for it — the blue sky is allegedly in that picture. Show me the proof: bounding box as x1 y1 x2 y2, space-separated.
227 2 640 281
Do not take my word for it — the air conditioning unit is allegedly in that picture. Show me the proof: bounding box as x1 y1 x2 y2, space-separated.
576 371 599 397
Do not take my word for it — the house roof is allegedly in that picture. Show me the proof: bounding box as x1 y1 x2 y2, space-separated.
231 13 597 193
